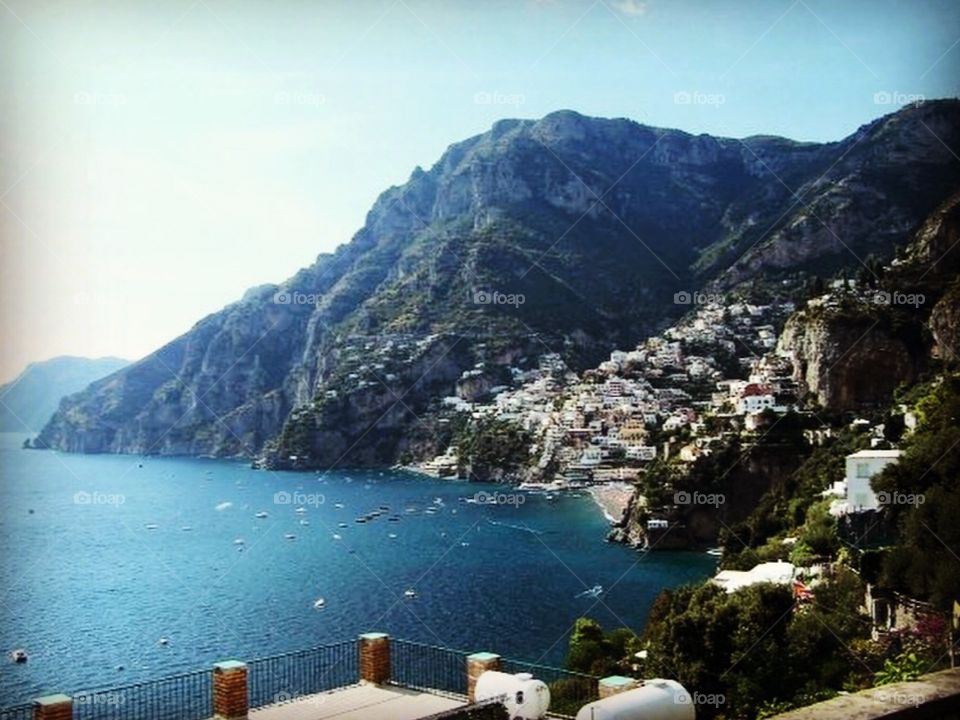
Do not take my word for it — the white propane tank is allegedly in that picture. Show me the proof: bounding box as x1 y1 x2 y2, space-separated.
474 670 551 720
574 680 695 720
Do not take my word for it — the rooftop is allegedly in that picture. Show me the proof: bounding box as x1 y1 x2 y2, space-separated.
847 449 902 458
249 684 463 720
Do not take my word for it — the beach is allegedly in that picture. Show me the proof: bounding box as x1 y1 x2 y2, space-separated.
588 482 636 523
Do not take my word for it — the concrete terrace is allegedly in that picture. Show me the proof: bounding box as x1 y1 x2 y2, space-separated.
250 685 463 720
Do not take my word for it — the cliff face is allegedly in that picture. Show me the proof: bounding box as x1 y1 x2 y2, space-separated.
777 190 960 410
777 306 921 411
35 102 960 466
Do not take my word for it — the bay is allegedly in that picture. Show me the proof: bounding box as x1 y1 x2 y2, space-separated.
0 433 714 705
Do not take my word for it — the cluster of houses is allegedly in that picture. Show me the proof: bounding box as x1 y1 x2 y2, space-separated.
424 299 799 484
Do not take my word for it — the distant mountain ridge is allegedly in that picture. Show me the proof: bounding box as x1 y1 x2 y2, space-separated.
34 100 960 466
1 356 130 432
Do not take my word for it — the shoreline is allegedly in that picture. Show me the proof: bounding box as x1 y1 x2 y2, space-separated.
587 482 635 524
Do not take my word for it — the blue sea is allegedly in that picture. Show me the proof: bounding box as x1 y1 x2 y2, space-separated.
0 433 714 705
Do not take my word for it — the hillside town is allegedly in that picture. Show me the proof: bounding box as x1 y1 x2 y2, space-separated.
422 297 799 496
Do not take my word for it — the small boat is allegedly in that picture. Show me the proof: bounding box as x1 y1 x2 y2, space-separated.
706 548 724 557
299 519 310 526
355 517 367 524
338 522 349 528
460 541 469 547
313 598 326 609
334 503 344 509
158 637 169 646
10 649 27 663
388 533 398 539
233 538 245 545
332 534 342 540
284 533 296 540
145 524 159 530
576 585 603 599
295 507 307 514
388 516 401 522
255 511 269 519
180 526 192 532
403 589 417 599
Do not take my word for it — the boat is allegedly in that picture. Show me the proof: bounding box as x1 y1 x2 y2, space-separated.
284 533 296 540
332 534 342 540
334 503 344 509
295 507 307 514
255 511 269 519
706 548 724 557
299 519 310 526
10 649 27 663
180 526 192 532
387 516 401 522
403 589 417 598
576 585 603 599
355 517 367 524
233 538 245 545
388 533 398 539
338 522 349 528
145 524 159 530
158 637 169 646
313 598 326 609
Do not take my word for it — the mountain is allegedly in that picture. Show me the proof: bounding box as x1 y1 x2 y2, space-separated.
34 101 960 466
0 356 130 432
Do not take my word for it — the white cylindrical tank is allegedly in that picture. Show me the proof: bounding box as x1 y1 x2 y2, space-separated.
574 680 695 720
475 670 551 720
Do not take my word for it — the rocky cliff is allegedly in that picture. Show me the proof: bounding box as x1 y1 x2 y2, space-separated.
777 190 960 410
35 101 960 466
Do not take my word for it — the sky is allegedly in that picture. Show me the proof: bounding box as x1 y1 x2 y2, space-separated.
1 0 958 383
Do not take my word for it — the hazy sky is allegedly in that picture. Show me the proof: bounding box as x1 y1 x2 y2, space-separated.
1 0 958 382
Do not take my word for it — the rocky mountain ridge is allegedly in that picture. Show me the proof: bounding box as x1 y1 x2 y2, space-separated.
34 101 960 467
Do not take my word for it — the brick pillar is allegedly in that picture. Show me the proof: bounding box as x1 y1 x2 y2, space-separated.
213 661 248 719
598 675 638 699
358 633 391 684
34 695 72 720
466 652 501 703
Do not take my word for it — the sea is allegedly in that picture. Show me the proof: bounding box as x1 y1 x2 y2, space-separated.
0 433 714 705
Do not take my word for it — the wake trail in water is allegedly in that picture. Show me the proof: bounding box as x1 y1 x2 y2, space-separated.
486 518 545 535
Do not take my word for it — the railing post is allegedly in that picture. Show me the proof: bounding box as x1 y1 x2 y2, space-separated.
34 694 72 720
358 633 391 685
466 652 501 703
598 675 638 699
212 660 248 719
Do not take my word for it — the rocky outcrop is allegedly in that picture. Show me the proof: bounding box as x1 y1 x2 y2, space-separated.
777 304 922 411
931 283 960 363
35 102 960 465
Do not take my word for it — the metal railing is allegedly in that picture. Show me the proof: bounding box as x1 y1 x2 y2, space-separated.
502 658 599 719
0 637 602 719
0 704 32 720
72 668 212 720
248 639 358 709
390 639 468 698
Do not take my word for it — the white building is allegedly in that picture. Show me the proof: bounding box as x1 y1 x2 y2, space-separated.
712 561 796 594
830 449 902 515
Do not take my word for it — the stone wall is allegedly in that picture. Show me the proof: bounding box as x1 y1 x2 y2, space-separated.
771 669 960 719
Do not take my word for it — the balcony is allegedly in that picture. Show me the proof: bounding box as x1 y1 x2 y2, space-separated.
1 634 602 720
